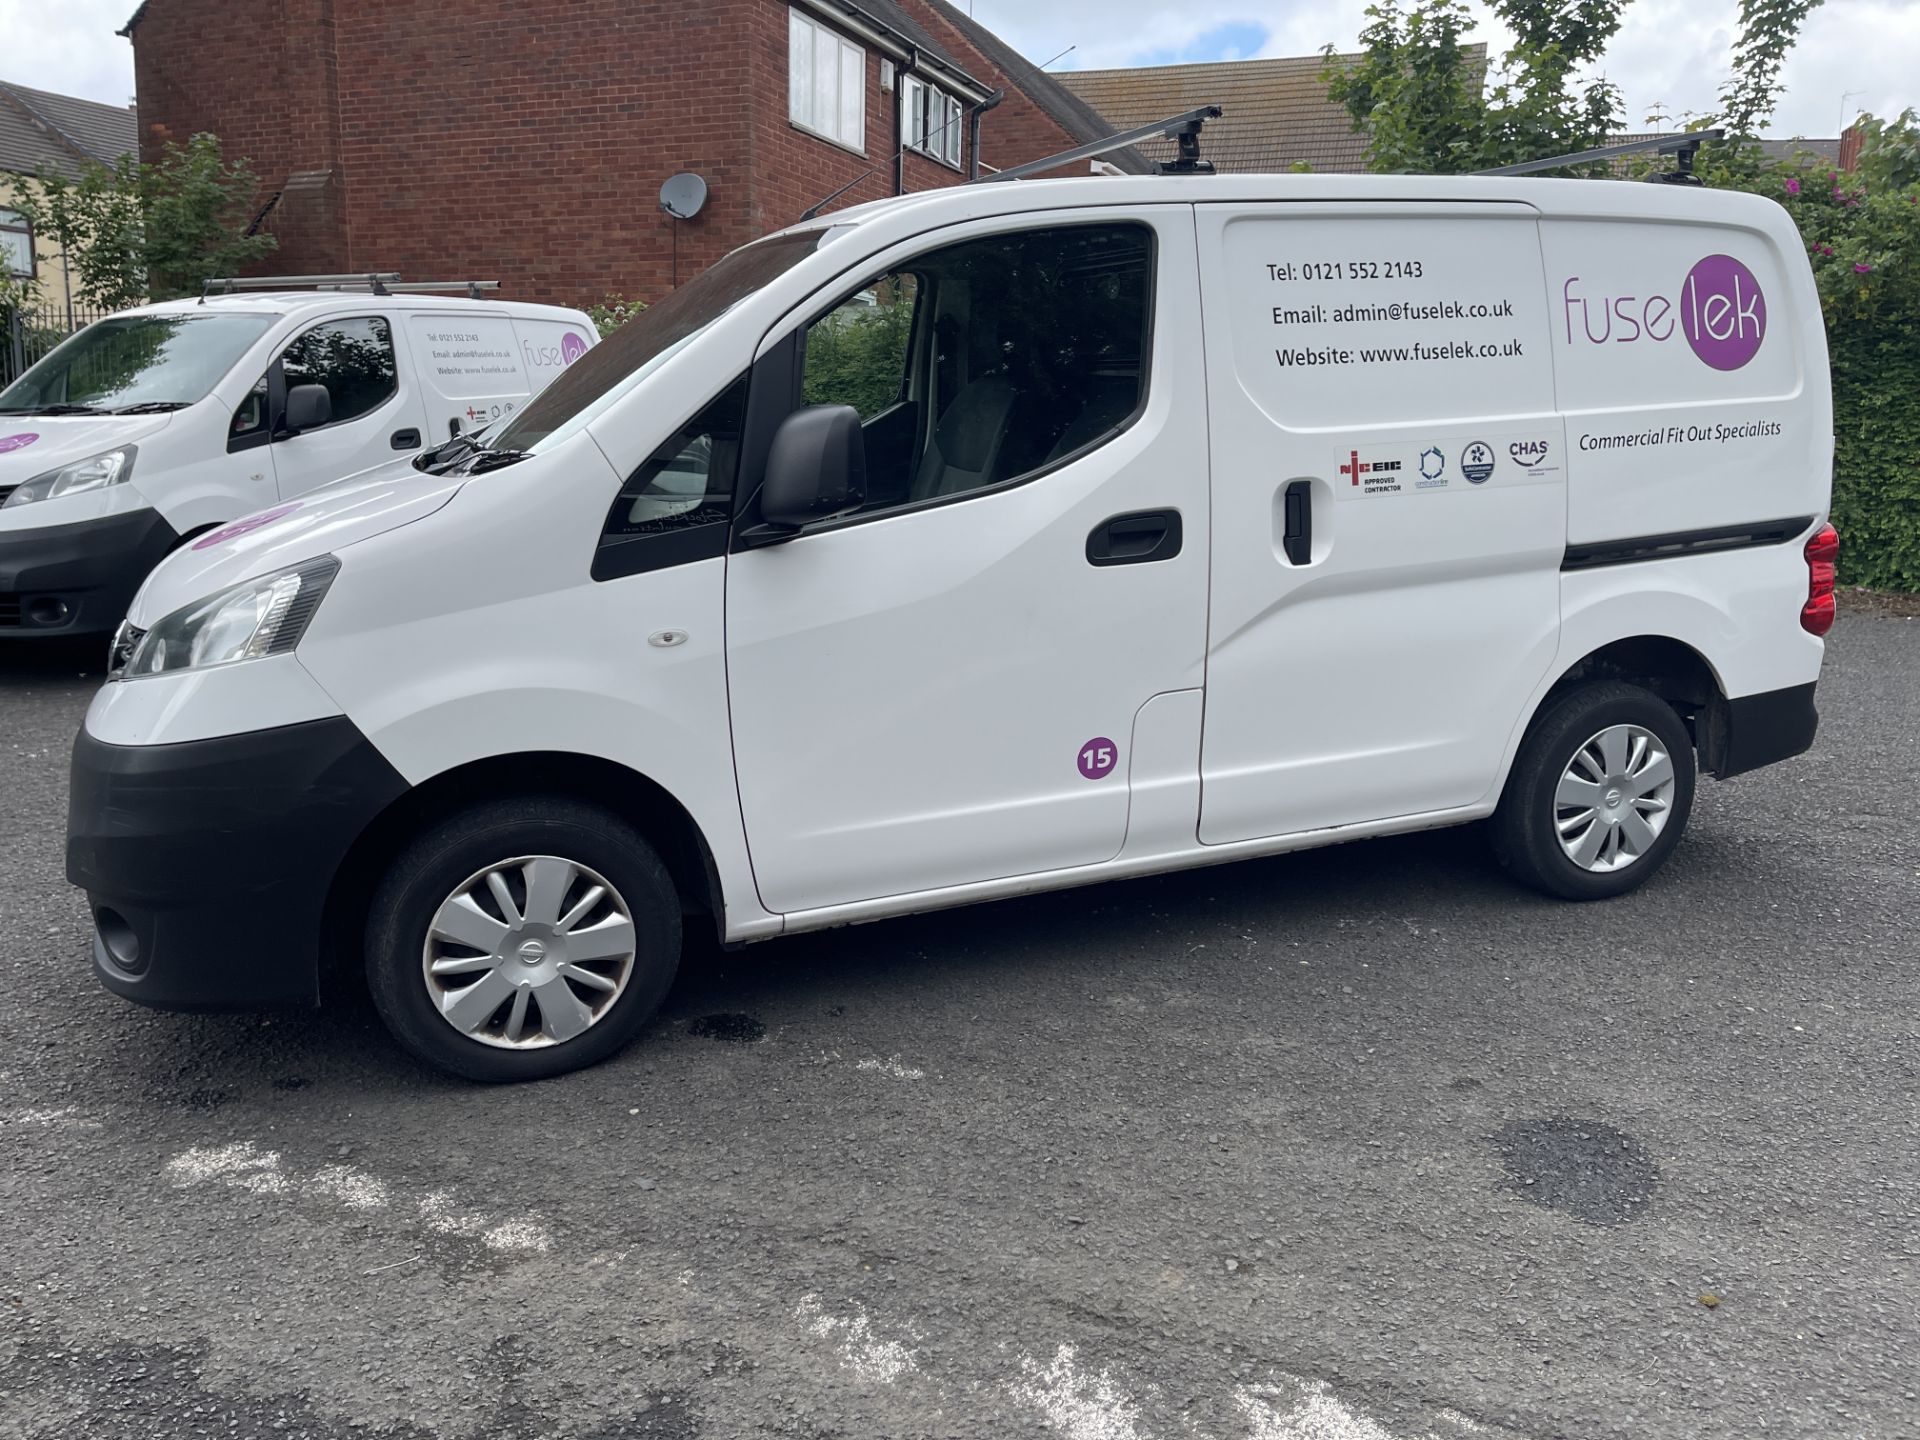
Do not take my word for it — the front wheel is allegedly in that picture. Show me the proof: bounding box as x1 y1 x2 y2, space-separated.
365 797 681 1081
1492 680 1697 901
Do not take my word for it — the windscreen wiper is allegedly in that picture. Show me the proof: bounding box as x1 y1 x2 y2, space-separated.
0 403 108 416
114 400 192 414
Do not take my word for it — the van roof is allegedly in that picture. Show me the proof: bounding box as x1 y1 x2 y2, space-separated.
127 292 592 323
803 171 1792 233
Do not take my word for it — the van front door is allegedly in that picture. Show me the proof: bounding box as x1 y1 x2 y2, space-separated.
1194 201 1568 845
725 211 1208 916
265 315 428 497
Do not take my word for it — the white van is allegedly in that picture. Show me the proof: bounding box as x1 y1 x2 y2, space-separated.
0 283 595 638
66 176 1834 1081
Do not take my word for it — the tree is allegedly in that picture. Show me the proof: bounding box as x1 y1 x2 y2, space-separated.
1324 0 1626 174
13 133 276 309
1717 0 1825 140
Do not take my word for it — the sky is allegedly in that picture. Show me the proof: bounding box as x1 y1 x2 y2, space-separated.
1 0 1914 142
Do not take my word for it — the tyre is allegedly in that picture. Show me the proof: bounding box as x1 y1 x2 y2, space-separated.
365 796 681 1082
1491 680 1697 901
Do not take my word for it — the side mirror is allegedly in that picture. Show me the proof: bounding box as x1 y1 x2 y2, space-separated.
760 405 866 530
283 383 333 435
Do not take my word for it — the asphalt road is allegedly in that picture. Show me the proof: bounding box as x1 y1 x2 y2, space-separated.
2 614 1916 1440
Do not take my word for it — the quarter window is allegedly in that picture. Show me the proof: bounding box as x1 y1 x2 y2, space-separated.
789 10 866 152
594 377 748 581
798 223 1152 517
1 208 33 278
279 316 398 428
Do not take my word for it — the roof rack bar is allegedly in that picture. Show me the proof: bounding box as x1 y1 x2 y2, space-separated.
203 272 403 301
971 105 1223 185
1475 128 1726 177
379 281 502 298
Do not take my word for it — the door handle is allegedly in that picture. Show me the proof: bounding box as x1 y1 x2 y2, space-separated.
1087 509 1182 567
390 428 422 451
1282 480 1313 565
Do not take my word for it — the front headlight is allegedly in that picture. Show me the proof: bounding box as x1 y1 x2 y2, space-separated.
0 445 137 508
121 555 341 679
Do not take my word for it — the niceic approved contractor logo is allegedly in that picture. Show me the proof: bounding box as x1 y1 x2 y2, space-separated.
1561 254 1766 372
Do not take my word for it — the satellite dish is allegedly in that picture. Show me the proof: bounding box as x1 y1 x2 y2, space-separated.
659 172 709 220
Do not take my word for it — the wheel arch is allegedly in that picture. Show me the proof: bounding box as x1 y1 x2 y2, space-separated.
1527 634 1739 778
319 750 727 999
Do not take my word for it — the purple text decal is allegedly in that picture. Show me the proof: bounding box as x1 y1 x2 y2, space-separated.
0 432 40 454
1681 254 1767 371
561 331 588 365
193 502 303 550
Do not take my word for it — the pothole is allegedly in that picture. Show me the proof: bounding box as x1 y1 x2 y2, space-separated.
1492 1116 1658 1225
689 1012 766 1044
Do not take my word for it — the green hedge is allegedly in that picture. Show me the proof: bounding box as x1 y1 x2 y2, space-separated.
1716 133 1920 591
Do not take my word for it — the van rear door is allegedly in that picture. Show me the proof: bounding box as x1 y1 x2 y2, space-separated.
1193 201 1566 844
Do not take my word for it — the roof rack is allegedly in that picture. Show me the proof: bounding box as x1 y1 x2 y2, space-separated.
1475 128 1727 184
972 105 1224 184
199 273 502 302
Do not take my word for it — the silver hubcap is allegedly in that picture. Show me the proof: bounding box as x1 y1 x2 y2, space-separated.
1555 724 1677 873
422 855 636 1050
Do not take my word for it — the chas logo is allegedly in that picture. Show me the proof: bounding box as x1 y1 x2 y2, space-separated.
1560 254 1766 372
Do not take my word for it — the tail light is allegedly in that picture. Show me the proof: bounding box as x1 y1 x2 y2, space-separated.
1801 523 1839 636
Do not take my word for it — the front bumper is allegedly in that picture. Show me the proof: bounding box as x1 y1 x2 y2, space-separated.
67 716 409 1011
0 507 178 637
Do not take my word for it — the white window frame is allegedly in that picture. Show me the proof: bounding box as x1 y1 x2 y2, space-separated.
789 9 867 155
0 207 34 280
900 75 963 170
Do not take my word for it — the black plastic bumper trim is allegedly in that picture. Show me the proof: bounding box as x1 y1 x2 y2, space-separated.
1714 680 1819 780
0 506 180 636
1563 516 1814 572
66 716 409 1011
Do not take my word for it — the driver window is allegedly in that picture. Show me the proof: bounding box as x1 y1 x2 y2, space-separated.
799 223 1152 517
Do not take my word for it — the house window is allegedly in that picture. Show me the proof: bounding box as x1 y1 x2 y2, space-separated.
901 75 963 168
0 209 33 279
789 9 866 153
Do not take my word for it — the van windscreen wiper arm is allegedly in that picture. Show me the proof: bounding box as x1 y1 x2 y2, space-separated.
0 402 109 415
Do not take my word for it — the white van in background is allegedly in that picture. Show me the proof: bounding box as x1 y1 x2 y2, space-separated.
67 175 1833 1081
0 280 595 638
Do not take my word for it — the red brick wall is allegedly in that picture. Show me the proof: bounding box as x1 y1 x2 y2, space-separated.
130 0 1081 307
130 0 347 275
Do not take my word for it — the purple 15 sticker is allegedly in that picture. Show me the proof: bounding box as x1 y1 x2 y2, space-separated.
1078 737 1118 781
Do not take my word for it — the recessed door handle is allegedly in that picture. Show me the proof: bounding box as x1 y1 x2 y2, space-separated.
1087 509 1182 567
391 428 422 451
1283 481 1312 565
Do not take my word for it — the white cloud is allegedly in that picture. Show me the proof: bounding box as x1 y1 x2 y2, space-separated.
3 0 1912 143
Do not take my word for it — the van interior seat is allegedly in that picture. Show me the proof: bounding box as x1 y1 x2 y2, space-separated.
910 375 1018 500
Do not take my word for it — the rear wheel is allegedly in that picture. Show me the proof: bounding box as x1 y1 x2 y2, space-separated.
365 797 681 1081
1492 681 1697 900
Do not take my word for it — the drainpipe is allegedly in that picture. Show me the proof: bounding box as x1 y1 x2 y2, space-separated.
894 47 916 196
968 88 1004 181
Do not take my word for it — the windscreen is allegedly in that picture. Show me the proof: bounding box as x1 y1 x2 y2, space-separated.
0 312 275 414
494 229 824 453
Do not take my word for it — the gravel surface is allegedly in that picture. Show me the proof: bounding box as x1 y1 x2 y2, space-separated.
1 618 1916 1440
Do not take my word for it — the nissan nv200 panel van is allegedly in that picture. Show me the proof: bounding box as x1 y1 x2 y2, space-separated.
0 289 596 639
67 175 1833 1081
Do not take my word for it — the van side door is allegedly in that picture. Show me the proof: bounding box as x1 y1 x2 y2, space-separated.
724 209 1208 916
255 314 429 497
1193 201 1567 844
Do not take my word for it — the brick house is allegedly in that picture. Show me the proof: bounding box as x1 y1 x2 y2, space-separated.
120 0 1147 306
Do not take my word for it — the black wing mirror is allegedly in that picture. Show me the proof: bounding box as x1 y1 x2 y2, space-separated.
283 383 333 435
759 404 866 531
